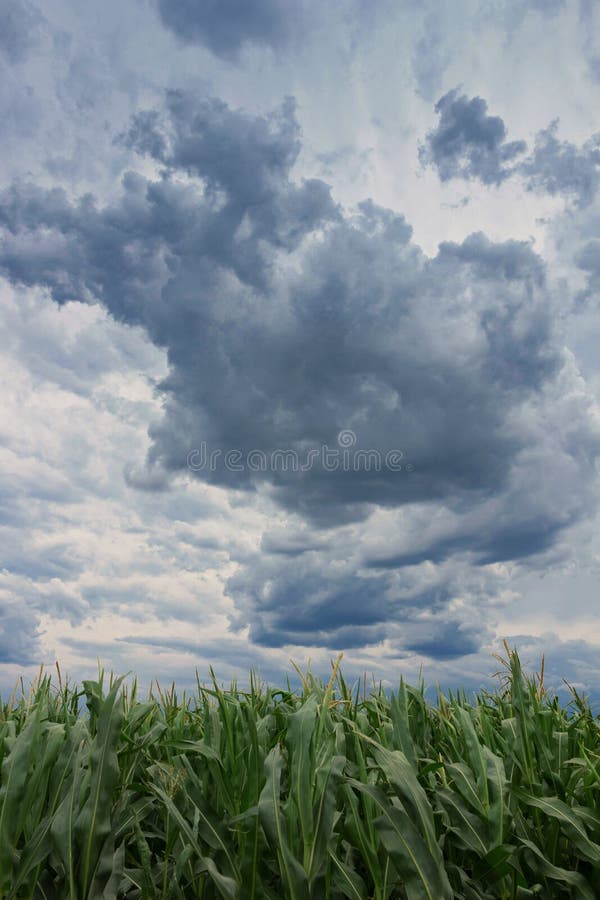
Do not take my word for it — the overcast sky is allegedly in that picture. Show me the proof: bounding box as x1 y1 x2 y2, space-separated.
1 0 599 698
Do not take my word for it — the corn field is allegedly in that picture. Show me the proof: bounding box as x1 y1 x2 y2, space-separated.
1 646 599 899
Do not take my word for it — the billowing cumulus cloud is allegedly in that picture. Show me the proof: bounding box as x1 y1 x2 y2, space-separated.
422 90 600 208
1 90 599 661
520 121 600 207
419 89 527 185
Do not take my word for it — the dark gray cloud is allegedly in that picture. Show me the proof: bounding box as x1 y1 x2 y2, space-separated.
155 0 391 60
419 89 527 185
0 601 40 664
520 121 600 207
226 550 495 655
576 238 600 304
365 528 552 570
228 564 389 648
0 150 564 522
156 0 306 58
260 527 327 556
1 90 599 660
404 620 482 660
422 92 600 207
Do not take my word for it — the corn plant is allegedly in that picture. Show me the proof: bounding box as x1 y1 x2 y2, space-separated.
0 646 599 898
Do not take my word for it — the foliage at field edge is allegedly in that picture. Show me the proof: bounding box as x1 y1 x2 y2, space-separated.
1 646 600 899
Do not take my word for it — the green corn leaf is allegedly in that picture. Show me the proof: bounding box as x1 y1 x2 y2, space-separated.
436 787 489 855
3 649 600 898
455 708 489 811
390 681 418 768
349 779 453 900
166 738 222 762
87 833 126 900
74 674 125 896
287 694 319 870
151 782 240 898
341 781 383 892
258 746 309 900
328 849 368 900
0 703 43 886
307 754 345 883
176 756 240 865
471 843 515 885
516 792 600 864
51 736 88 899
370 744 441 865
483 746 508 847
519 837 596 900
443 762 486 817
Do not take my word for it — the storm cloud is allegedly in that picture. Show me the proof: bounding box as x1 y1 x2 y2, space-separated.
0 94 588 517
0 0 599 688
1 90 599 655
